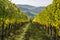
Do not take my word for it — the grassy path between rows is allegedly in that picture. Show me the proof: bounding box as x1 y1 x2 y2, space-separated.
15 23 30 40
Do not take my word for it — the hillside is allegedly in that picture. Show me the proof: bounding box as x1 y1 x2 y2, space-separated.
1 0 60 40
16 4 45 18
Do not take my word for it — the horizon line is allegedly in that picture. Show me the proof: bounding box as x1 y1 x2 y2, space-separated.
16 4 47 7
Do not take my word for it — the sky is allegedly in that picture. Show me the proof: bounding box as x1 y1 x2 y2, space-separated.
11 0 53 7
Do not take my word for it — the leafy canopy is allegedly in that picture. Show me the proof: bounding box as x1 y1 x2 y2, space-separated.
0 0 29 26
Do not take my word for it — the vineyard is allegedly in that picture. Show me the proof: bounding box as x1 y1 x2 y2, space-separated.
0 0 60 40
